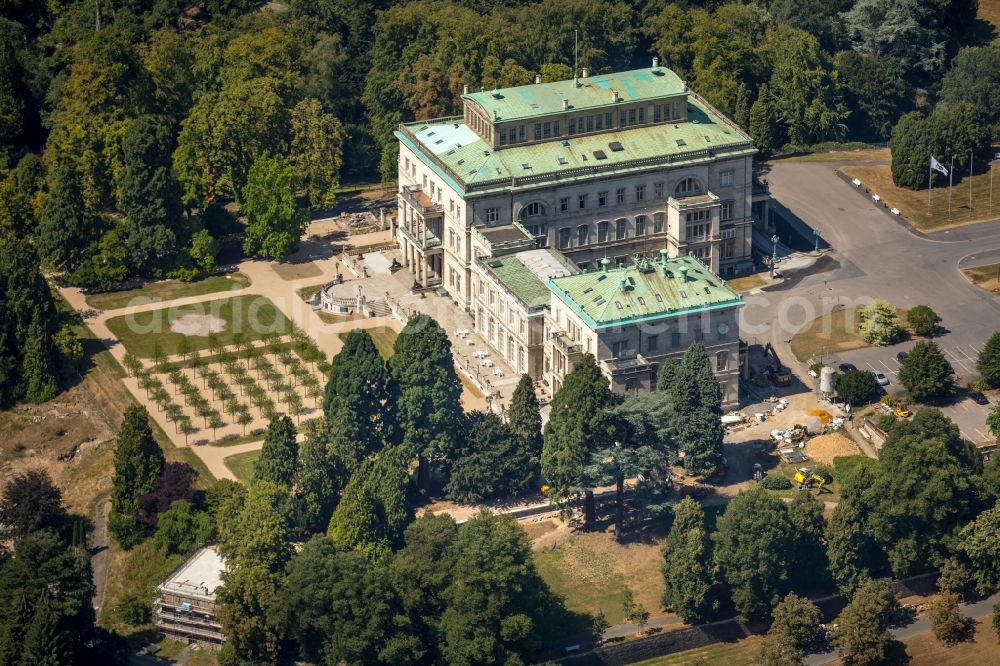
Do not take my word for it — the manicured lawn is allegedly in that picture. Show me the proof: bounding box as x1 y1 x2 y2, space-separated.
105 295 290 358
630 638 761 665
725 272 768 293
790 307 871 363
841 164 1000 230
338 327 398 360
85 273 250 311
962 262 1000 295
900 618 1000 665
225 449 261 484
778 147 889 164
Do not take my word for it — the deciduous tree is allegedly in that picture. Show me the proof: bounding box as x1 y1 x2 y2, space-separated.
290 98 344 208
899 340 955 401
835 369 878 406
833 579 897 666
758 592 823 665
324 328 392 455
906 305 940 337
242 153 308 259
0 469 67 541
859 299 900 346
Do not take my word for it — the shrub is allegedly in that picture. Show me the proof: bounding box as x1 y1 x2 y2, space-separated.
929 593 974 645
969 379 991 392
115 592 152 626
761 474 793 490
813 465 834 485
880 394 897 406
859 299 901 346
876 414 898 432
907 305 941 337
810 362 824 375
836 369 878 406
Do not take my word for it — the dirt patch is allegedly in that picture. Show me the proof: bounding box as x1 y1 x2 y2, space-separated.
272 261 323 281
522 518 558 542
804 432 860 465
169 313 227 336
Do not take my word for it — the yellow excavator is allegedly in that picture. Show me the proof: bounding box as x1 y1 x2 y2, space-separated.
894 402 910 418
793 467 829 495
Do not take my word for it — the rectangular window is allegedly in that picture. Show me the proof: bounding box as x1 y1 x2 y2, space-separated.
598 222 609 242
553 121 560 136
612 341 626 358
654 182 664 198
598 191 608 207
519 125 525 141
619 110 626 126
534 124 542 140
616 188 625 204
578 226 588 245
449 198 455 212
543 122 551 139
635 185 646 201
560 197 570 212
638 107 645 123
558 228 571 249
586 115 594 132
628 108 636 125
578 194 587 209
720 170 735 187
671 332 681 348
569 119 576 135
647 335 658 352
654 105 661 122
721 201 734 221
499 128 507 145
635 217 646 236
404 157 410 171
716 351 729 371
486 208 499 224
616 219 627 240
654 214 664 233
605 112 612 128
595 114 603 130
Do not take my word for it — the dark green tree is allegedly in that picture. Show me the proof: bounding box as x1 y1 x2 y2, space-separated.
749 83 775 157
254 414 298 488
0 589 33 666
117 114 182 276
294 419 341 533
328 446 414 561
108 405 165 549
21 590 70 666
958 504 1000 595
0 469 67 541
757 592 823 666
661 498 717 624
733 82 750 131
273 535 416 665
507 373 543 475
446 411 534 504
189 229 218 275
22 309 60 404
834 51 908 141
832 579 897 666
242 153 308 259
658 343 725 477
541 354 616 525
152 500 213 556
713 486 796 621
216 480 292 572
940 45 1000 140
787 492 829 587
906 305 940 337
899 340 955 401
438 512 549 665
217 563 284 665
835 369 878 406
36 159 102 272
324 328 392 453
978 332 1000 388
390 314 463 492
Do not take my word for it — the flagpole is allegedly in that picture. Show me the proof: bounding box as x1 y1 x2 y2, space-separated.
949 154 954 219
928 155 932 210
969 151 973 212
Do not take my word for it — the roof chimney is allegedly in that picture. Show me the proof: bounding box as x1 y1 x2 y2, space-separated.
535 73 542 84
679 266 689 282
620 278 629 292
611 90 620 103
581 67 589 78
562 98 569 110
659 248 668 264
652 56 660 68
600 257 611 272
463 83 469 95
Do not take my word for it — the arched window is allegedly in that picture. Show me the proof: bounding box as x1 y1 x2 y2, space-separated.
674 177 703 196
577 225 589 246
519 202 545 219
597 221 610 243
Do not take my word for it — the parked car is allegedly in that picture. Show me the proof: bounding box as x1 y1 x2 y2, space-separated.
895 351 909 363
873 370 889 386
968 390 989 405
838 362 857 373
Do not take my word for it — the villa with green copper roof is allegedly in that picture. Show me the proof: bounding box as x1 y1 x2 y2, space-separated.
394 61 762 399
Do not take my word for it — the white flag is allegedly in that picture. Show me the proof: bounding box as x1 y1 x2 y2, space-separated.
930 156 948 176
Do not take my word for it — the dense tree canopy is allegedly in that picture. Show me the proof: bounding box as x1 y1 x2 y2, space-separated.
109 405 165 549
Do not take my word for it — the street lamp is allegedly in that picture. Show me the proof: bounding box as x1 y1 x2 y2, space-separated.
771 234 779 263
813 228 821 254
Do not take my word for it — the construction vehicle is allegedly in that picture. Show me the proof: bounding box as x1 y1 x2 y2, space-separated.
793 467 829 494
763 343 791 386
894 402 910 418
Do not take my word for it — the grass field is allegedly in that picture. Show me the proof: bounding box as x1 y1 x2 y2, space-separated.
981 0 1000 41
790 307 870 362
962 262 1000 295
841 164 1000 230
897 618 1000 665
99 539 187 638
631 637 761 665
106 295 290 358
225 449 261 483
85 274 250 311
338 327 398 359
725 272 768 293
778 147 889 164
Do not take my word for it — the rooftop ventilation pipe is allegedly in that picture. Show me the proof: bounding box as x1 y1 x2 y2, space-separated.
463 83 469 95
611 90 620 103
652 56 659 68
535 73 542 84
679 266 689 282
601 257 611 272
581 67 589 78
562 99 569 110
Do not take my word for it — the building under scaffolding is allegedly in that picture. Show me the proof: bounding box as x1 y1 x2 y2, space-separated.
154 546 226 644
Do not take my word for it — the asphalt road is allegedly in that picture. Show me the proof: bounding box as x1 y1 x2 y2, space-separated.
743 161 1000 441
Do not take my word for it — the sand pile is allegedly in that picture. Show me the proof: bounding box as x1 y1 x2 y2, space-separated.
170 314 227 336
804 432 860 465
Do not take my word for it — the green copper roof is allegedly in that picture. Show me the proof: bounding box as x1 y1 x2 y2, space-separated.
478 248 578 311
465 67 687 121
396 97 754 195
548 255 741 329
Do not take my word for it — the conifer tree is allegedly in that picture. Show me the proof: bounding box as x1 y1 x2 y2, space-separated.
36 160 100 272
254 414 298 488
658 343 724 477
978 332 1000 388
749 83 775 157
109 405 165 548
389 315 463 491
324 328 392 453
507 374 542 474
661 498 717 623
294 420 341 533
734 82 750 130
22 309 59 404
21 591 70 666
541 354 616 524
0 589 33 665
